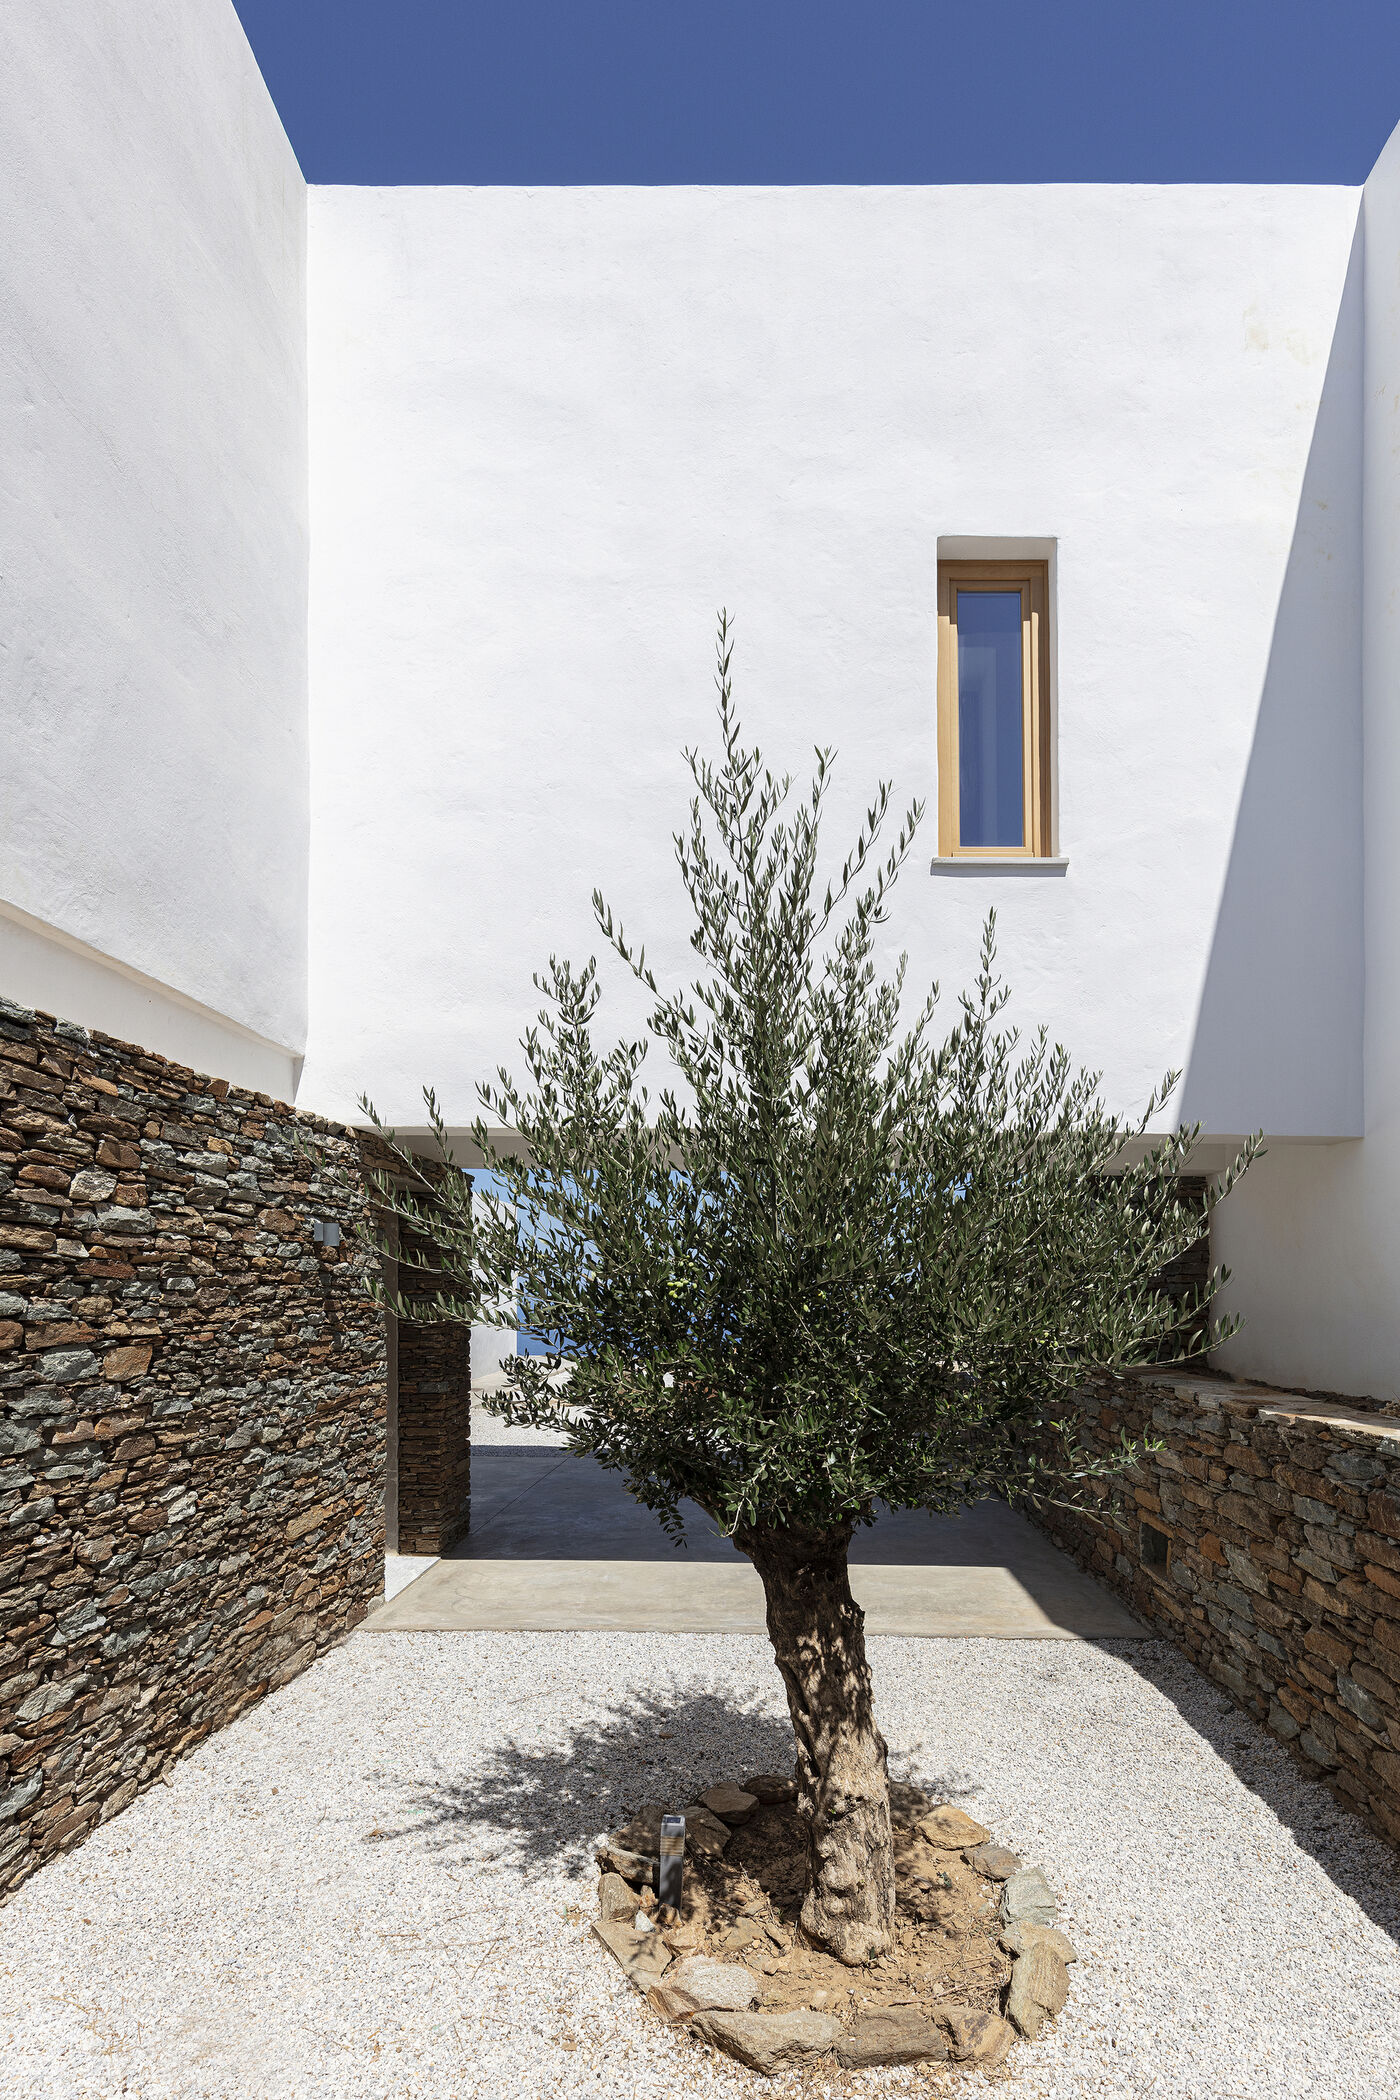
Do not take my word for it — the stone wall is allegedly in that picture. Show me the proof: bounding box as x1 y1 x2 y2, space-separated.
359 1145 472 1558
0 996 386 1898
1037 1373 1400 1844
395 1309 471 1556
390 1169 471 1556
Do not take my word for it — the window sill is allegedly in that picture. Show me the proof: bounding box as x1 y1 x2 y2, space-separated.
929 856 1068 876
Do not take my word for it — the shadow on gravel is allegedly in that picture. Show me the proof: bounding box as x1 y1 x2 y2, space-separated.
1107 1638 1400 1949
370 1681 990 1878
364 1635 1400 1952
370 1685 796 1870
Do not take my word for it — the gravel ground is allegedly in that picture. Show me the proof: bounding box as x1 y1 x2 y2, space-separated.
1 1630 1398 2099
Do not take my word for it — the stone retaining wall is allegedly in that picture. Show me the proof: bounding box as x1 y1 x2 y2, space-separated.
1036 1373 1400 1844
0 996 386 1898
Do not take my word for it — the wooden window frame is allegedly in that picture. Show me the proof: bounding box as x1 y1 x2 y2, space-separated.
937 560 1052 858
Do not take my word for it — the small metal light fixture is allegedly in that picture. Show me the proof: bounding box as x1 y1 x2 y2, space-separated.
657 1813 685 1910
312 1219 342 1248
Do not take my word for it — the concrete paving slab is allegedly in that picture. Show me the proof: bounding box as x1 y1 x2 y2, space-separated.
370 1440 1144 1638
463 1450 569 1526
384 1551 438 1601
367 1551 1140 1636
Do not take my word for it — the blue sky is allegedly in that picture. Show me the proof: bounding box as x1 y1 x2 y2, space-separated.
231 1 1400 185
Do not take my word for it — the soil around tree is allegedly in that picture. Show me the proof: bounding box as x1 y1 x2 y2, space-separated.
592 1776 1074 2074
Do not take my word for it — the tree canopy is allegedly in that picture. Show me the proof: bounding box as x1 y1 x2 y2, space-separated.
360 613 1256 1962
365 613 1254 1540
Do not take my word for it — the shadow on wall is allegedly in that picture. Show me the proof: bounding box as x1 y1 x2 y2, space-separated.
1180 223 1364 1141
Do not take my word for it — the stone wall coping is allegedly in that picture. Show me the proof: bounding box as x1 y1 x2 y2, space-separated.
1136 1372 1253 1400
1249 1396 1400 1444
1134 1372 1400 1444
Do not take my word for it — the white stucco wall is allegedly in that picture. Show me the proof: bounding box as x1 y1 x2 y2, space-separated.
2 24 1393 1402
0 0 308 1088
305 183 1363 1146
1214 118 1400 1402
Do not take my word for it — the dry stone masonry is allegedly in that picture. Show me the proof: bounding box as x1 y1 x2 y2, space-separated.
392 1206 471 1556
1036 1371 1400 1845
0 996 386 1898
358 1139 472 1557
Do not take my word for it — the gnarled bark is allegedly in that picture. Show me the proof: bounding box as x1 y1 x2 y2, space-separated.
740 1519 894 1964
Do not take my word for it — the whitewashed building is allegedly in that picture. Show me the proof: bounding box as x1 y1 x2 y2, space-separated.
5 0 1400 1400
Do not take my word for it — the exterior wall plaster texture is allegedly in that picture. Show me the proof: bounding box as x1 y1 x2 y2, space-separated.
0 0 308 1085
0 996 385 1900
305 183 1363 1152
1210 117 1400 1406
1036 1373 1400 1845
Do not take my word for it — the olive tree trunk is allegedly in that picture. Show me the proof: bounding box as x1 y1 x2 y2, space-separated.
740 1518 895 1964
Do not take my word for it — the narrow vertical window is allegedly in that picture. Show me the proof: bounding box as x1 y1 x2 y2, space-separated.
937 562 1051 857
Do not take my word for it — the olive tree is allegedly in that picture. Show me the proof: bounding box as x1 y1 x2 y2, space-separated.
363 615 1256 1966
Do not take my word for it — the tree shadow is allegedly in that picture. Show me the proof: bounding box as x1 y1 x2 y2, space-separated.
1106 1636 1400 1949
362 1679 969 1883
366 1684 795 1876
358 1634 1400 1956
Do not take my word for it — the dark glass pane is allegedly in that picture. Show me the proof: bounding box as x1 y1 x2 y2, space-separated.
957 590 1024 848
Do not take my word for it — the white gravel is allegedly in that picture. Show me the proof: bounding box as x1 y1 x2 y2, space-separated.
1 1629 1398 2099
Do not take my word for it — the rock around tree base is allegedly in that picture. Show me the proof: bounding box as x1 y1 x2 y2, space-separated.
589 1772 1075 2074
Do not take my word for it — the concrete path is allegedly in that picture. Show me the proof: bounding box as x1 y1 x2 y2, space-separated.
370 1435 1144 1638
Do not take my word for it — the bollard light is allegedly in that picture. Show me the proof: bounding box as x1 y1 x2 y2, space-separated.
657 1813 685 1910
